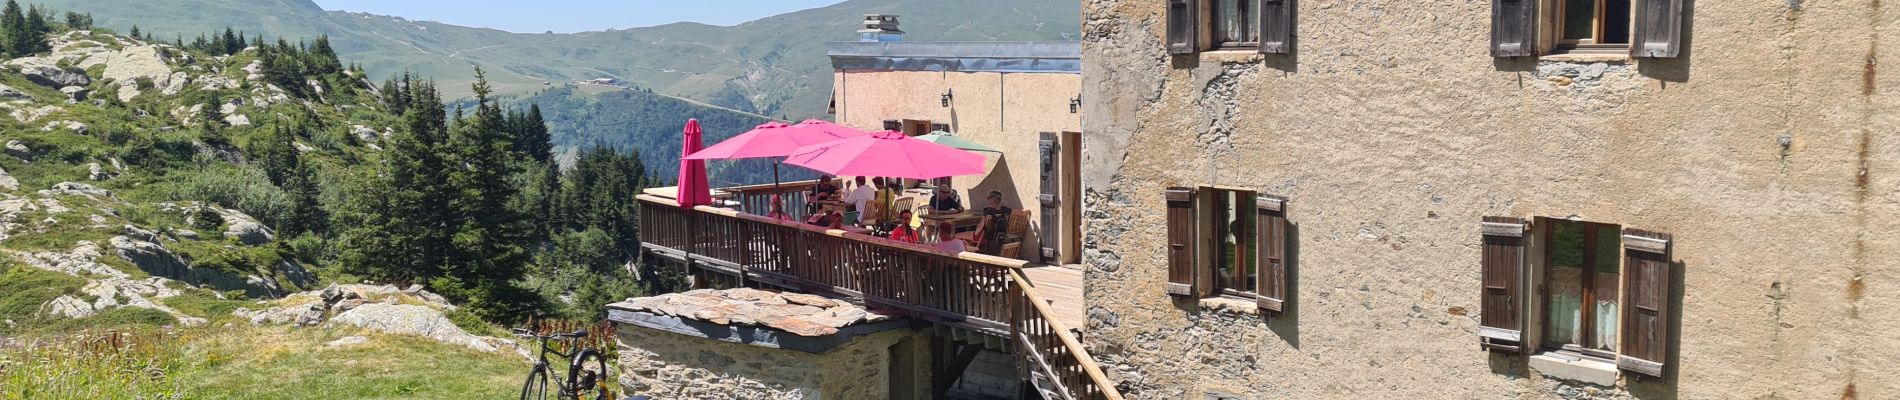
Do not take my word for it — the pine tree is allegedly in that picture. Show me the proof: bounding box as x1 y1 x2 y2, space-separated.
197 95 224 139
63 12 90 31
25 5 48 52
253 125 297 186
307 34 340 75
516 104 553 163
443 68 537 318
221 27 239 55
280 157 328 236
2 0 29 57
127 25 139 40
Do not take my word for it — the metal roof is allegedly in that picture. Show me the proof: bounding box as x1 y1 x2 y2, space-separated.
827 41 1081 74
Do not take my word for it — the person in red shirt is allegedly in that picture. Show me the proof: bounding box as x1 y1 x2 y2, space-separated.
889 210 920 243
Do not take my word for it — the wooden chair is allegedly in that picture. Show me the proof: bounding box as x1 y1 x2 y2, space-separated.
994 210 1032 259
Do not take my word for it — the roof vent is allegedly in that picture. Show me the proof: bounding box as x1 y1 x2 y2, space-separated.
858 14 903 42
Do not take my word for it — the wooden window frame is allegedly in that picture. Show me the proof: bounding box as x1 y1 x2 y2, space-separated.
1537 219 1622 361
1553 0 1631 53
1201 187 1259 299
1206 0 1262 51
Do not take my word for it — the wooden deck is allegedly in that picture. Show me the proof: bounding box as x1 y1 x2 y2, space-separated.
1018 265 1086 331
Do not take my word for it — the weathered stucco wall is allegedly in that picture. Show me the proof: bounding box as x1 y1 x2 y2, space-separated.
1080 0 1897 399
615 326 930 399
834 69 1083 262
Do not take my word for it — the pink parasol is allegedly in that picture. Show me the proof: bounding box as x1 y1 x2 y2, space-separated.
682 121 867 160
675 119 712 208
783 130 985 180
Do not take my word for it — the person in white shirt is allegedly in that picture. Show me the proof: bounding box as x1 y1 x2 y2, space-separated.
933 220 968 253
842 176 876 225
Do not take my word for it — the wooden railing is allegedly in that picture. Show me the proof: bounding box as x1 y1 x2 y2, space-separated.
637 194 1121 400
718 179 820 218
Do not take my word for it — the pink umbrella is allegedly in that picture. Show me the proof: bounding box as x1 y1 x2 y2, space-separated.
783 130 985 180
675 119 712 208
683 120 869 187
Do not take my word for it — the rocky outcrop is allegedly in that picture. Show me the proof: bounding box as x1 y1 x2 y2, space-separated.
59 86 85 102
0 83 26 99
109 234 282 298
42 120 87 134
12 241 205 326
328 303 527 357
79 45 175 101
40 182 115 200
5 57 91 88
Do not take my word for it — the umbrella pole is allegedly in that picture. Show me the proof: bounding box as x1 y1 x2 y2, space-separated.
773 161 781 189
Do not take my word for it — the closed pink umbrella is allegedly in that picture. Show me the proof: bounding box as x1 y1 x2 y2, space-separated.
675 119 712 208
783 130 985 180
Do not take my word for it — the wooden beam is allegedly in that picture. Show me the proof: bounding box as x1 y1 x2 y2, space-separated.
932 343 984 397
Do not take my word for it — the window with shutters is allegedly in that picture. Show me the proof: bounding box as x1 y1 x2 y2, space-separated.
1491 0 1684 58
1166 0 1295 55
1164 186 1290 314
1481 216 1677 379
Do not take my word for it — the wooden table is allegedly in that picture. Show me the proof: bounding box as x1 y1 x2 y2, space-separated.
919 211 983 237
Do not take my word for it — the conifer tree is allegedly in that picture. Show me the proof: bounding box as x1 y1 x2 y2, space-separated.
3 0 30 57
281 157 327 236
442 68 537 318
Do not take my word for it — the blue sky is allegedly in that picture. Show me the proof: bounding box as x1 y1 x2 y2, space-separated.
313 0 845 33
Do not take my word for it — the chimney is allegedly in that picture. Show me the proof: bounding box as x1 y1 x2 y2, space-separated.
858 14 903 42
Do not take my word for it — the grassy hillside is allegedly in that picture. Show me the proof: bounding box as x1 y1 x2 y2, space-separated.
515 84 819 187
34 0 1080 119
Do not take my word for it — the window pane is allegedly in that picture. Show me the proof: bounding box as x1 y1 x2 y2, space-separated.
1545 222 1585 347
1214 192 1236 290
1562 0 1596 41
1592 227 1621 351
1237 193 1255 292
1240 0 1259 43
1601 0 1631 44
1212 190 1256 293
1217 0 1242 43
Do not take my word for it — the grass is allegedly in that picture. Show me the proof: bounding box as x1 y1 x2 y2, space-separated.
0 325 531 399
0 263 88 333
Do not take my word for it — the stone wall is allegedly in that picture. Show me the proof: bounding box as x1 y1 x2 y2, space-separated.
616 325 930 399
1080 0 1897 399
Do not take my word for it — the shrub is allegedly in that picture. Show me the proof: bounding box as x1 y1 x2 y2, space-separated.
164 164 290 227
192 207 224 231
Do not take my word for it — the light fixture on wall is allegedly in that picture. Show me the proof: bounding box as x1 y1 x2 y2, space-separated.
940 89 953 107
1069 94 1082 114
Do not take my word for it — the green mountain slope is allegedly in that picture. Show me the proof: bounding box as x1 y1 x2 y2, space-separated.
37 0 1079 119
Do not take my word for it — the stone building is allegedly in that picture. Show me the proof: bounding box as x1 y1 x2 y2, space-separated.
1078 0 1896 398
829 14 1086 265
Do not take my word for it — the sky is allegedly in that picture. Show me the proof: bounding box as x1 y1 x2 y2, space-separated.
313 0 846 33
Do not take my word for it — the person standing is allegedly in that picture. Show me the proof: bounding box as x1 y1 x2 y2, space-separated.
843 176 875 225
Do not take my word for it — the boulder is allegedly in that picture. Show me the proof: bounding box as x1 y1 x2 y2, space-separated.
41 182 113 199
87 163 107 180
5 140 29 160
171 228 199 240
160 72 189 96
223 113 250 127
295 302 327 327
43 120 87 134
5 57 91 88
233 306 303 325
42 295 94 318
350 125 379 142
0 167 16 191
224 221 272 245
0 83 26 99
328 303 504 353
122 225 160 242
80 45 174 101
58 86 85 102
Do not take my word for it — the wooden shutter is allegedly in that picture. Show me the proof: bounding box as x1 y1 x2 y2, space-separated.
1258 0 1293 54
1479 217 1527 352
1165 187 1197 296
1037 132 1061 261
1490 0 1536 57
1254 195 1288 312
1631 0 1685 58
1619 229 1674 377
1166 0 1198 55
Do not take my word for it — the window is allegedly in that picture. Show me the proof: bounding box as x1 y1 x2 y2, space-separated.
1166 0 1294 55
1541 220 1621 357
1478 216 1677 378
1164 187 1289 313
1210 0 1260 49
1211 189 1256 295
1490 0 1686 58
1556 0 1632 53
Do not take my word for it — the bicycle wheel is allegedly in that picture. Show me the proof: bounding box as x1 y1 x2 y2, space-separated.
520 366 550 400
570 349 614 400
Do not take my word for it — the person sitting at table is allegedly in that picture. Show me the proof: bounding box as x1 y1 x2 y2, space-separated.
927 185 964 214
765 194 792 221
932 220 968 253
806 207 844 228
843 176 875 223
889 209 920 243
806 175 841 214
973 190 1013 255
870 177 895 222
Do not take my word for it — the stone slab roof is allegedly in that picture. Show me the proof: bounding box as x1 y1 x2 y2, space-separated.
608 288 900 337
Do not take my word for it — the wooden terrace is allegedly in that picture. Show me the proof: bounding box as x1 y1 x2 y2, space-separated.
636 184 1117 400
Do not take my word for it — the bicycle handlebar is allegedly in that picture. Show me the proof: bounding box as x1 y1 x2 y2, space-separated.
511 328 591 340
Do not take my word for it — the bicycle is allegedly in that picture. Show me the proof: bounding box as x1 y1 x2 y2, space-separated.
515 327 614 400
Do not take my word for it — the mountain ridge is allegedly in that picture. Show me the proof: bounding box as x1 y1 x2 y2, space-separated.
37 0 1079 119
